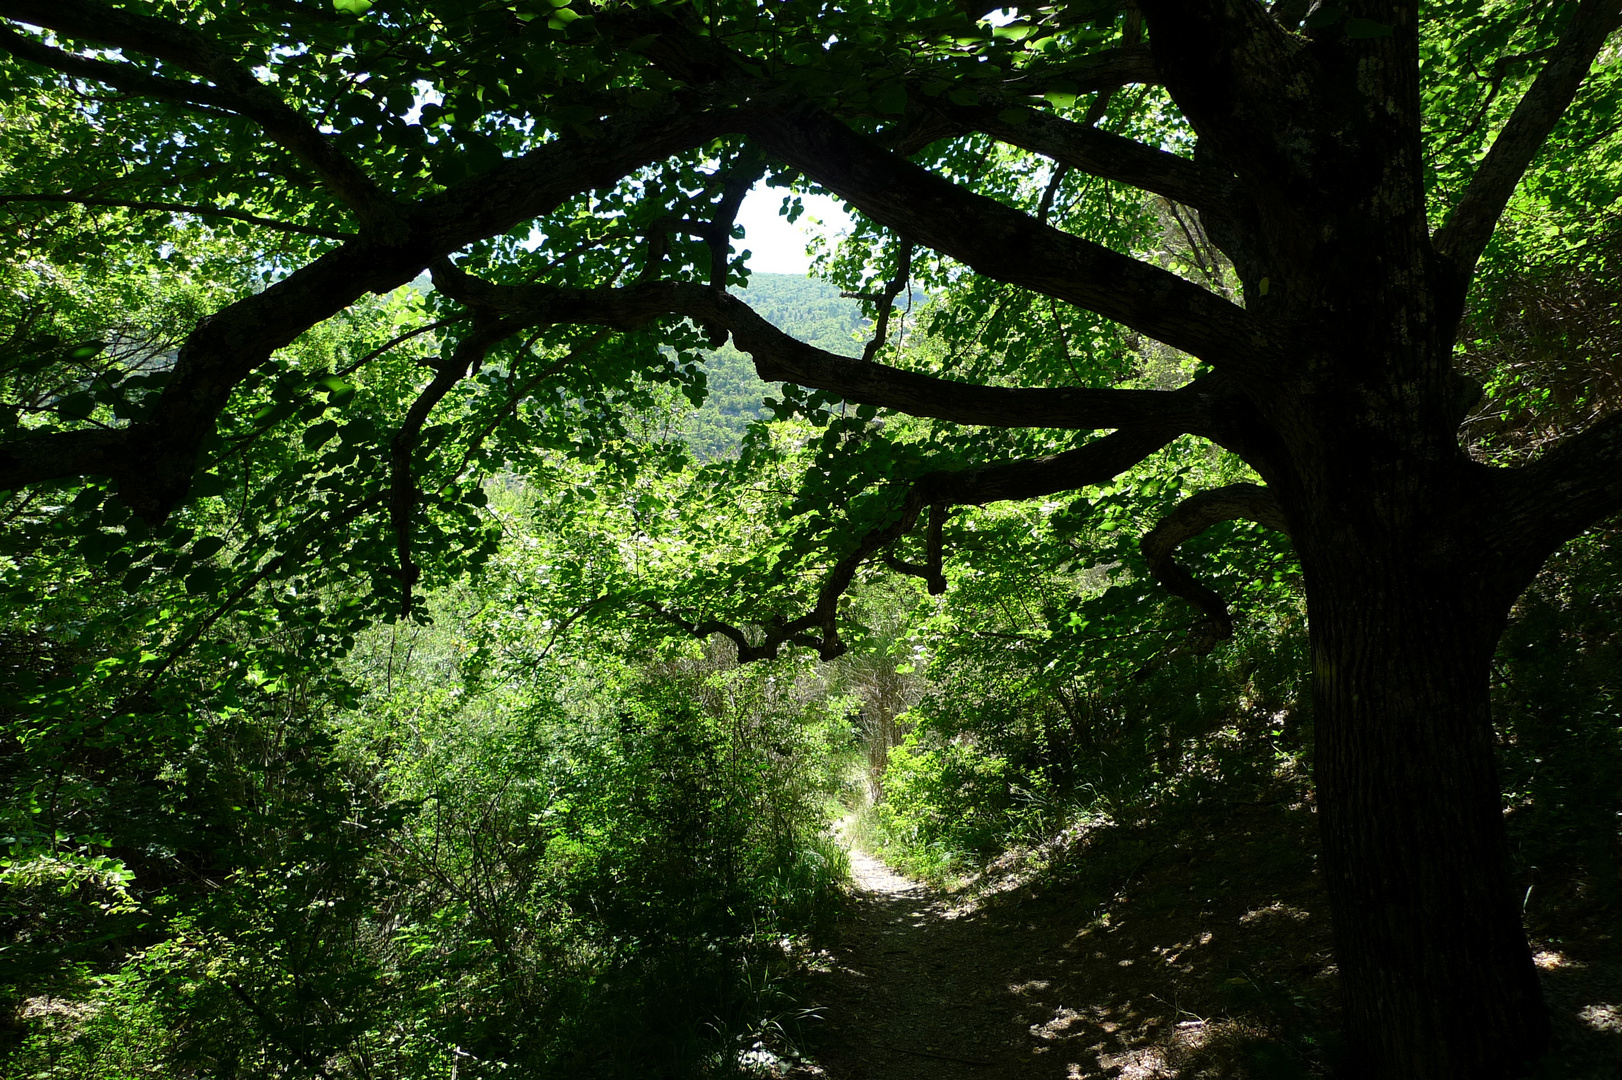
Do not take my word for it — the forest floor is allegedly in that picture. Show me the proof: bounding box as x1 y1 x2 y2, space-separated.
781 799 1622 1080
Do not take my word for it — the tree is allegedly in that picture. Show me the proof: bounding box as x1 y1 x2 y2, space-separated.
2 0 1619 1074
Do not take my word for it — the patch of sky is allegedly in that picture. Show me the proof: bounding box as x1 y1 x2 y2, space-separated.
735 185 852 275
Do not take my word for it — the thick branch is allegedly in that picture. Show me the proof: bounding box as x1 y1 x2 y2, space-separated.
0 104 740 519
1431 0 1622 286
738 108 1269 375
916 428 1183 506
880 38 1158 159
1000 43 1159 96
593 11 1258 367
706 155 763 291
428 272 1236 438
1140 481 1289 652
1492 410 1622 592
940 87 1228 212
0 22 237 111
0 427 129 489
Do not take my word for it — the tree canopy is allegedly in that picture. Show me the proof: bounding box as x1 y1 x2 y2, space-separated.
2 0 1620 1076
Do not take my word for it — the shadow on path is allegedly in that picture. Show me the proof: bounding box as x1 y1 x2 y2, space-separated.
791 805 1341 1080
795 848 1198 1080
791 803 1622 1080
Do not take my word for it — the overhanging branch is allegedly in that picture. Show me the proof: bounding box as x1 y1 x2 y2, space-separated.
1491 409 1622 595
738 107 1269 376
0 104 741 520
1140 481 1289 656
1 0 397 227
663 426 1185 663
426 268 1235 437
947 105 1227 212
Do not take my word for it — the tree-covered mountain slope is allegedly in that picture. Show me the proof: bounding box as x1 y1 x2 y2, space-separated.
685 273 873 458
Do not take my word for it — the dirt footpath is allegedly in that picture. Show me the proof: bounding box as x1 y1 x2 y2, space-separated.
789 803 1622 1080
791 843 1237 1080
790 805 1340 1080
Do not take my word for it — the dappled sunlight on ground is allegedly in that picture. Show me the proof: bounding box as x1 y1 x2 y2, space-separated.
776 796 1622 1079
787 802 1343 1079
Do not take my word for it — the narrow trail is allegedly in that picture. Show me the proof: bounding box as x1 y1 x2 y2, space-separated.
787 805 1622 1080
792 844 1187 1080
798 849 1050 1079
787 805 1340 1080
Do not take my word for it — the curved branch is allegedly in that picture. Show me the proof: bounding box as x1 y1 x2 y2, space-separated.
666 427 1184 663
0 22 237 111
1491 409 1622 595
738 107 1269 375
1004 43 1160 96
0 426 130 489
387 302 531 616
705 153 763 291
1431 0 1622 289
850 239 914 363
426 270 1236 437
814 41 1161 158
0 104 741 519
589 9 1258 369
943 104 1229 212
1140 481 1290 654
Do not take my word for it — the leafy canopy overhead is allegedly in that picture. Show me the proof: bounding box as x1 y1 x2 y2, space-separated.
0 0 1618 649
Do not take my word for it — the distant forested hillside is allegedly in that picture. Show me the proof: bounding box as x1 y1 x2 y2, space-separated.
686 273 868 458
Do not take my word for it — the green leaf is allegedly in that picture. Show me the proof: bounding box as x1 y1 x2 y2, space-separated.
185 566 221 595
333 0 372 13
1043 80 1079 109
872 81 908 115
57 392 95 421
991 22 1033 40
191 472 230 498
316 374 356 407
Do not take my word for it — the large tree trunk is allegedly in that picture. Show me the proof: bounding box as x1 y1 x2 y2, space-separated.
1307 545 1551 1077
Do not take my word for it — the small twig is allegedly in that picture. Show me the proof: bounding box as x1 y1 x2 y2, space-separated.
335 317 465 378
